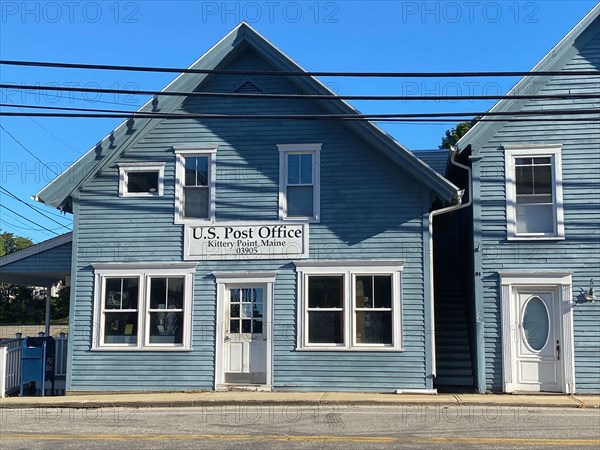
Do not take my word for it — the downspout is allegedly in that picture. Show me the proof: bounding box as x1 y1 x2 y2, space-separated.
428 146 472 381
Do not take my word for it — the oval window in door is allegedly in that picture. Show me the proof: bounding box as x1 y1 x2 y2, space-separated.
522 296 550 351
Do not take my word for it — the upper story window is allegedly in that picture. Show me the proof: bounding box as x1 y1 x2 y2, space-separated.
278 144 321 222
174 146 217 223
295 262 404 351
118 162 165 197
504 145 564 240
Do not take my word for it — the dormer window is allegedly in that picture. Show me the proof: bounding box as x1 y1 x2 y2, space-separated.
118 162 165 197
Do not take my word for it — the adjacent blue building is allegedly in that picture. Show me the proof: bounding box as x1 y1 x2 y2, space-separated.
441 4 600 394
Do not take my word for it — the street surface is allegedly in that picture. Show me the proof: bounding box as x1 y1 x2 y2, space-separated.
1 405 599 449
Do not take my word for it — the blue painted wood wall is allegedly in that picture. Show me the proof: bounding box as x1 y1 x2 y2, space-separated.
67 46 438 392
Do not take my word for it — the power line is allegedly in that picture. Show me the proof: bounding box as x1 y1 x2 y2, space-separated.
0 218 60 236
0 186 71 229
2 83 599 102
1 107 599 121
1 59 598 78
0 125 59 176
3 96 80 153
0 204 60 236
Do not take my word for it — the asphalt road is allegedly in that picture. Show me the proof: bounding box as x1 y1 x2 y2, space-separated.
1 405 599 449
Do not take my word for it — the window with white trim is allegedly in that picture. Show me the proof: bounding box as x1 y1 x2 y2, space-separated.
296 262 403 351
505 146 564 239
174 146 217 222
118 162 165 197
278 144 321 221
92 264 195 350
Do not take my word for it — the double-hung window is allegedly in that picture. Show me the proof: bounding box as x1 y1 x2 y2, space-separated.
296 262 403 351
118 162 165 197
174 146 217 222
92 264 196 350
505 146 564 239
278 144 321 221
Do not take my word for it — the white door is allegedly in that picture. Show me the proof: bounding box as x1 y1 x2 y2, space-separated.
223 285 267 384
513 289 562 392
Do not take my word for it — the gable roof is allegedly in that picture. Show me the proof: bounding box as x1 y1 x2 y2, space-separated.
456 3 600 154
35 23 459 211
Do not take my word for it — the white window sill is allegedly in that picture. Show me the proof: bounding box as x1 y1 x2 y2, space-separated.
120 193 162 198
91 346 192 352
174 218 215 225
281 216 320 224
507 236 565 242
296 346 404 352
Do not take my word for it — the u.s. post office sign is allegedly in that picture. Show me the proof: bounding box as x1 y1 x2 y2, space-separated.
184 223 309 260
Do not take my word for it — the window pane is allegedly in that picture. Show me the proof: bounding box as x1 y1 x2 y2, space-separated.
309 276 343 308
127 171 159 194
533 165 552 195
517 194 553 205
514 157 532 166
183 186 209 218
516 204 554 234
149 312 183 344
515 165 533 195
533 157 551 165
287 154 300 184
184 156 209 186
308 311 343 344
230 304 240 318
167 277 184 309
230 320 240 333
104 312 138 344
105 277 138 310
355 276 373 308
355 311 392 344
184 157 197 186
287 186 313 217
253 320 263 334
300 153 313 184
242 319 252 333
149 278 166 309
374 276 392 308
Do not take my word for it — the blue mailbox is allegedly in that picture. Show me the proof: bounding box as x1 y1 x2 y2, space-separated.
20 336 55 396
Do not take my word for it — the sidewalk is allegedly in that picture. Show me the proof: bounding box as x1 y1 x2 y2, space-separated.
1 391 599 409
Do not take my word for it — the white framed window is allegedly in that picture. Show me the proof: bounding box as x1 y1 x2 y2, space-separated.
505 145 564 240
118 162 165 197
295 261 403 351
174 146 217 223
92 263 196 351
278 144 321 222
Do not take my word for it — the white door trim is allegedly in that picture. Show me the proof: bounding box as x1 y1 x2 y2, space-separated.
214 272 276 391
499 272 575 393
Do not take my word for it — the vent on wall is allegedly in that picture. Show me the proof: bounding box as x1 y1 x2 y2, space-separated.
235 81 262 94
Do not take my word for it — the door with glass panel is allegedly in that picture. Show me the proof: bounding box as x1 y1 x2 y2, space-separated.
513 289 562 392
224 286 266 384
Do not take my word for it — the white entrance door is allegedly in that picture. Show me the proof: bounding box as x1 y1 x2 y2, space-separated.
223 285 267 385
513 289 562 392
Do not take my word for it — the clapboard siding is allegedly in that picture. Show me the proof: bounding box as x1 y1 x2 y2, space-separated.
68 46 433 392
475 29 600 392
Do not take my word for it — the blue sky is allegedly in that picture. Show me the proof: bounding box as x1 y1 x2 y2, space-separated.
1 0 598 243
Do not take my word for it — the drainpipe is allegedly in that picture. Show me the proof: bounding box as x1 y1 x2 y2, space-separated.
428 146 472 381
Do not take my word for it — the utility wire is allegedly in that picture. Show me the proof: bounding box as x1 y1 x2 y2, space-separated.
1 59 598 78
0 218 60 236
0 187 71 229
0 204 60 236
1 107 599 121
0 125 59 176
2 83 599 102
